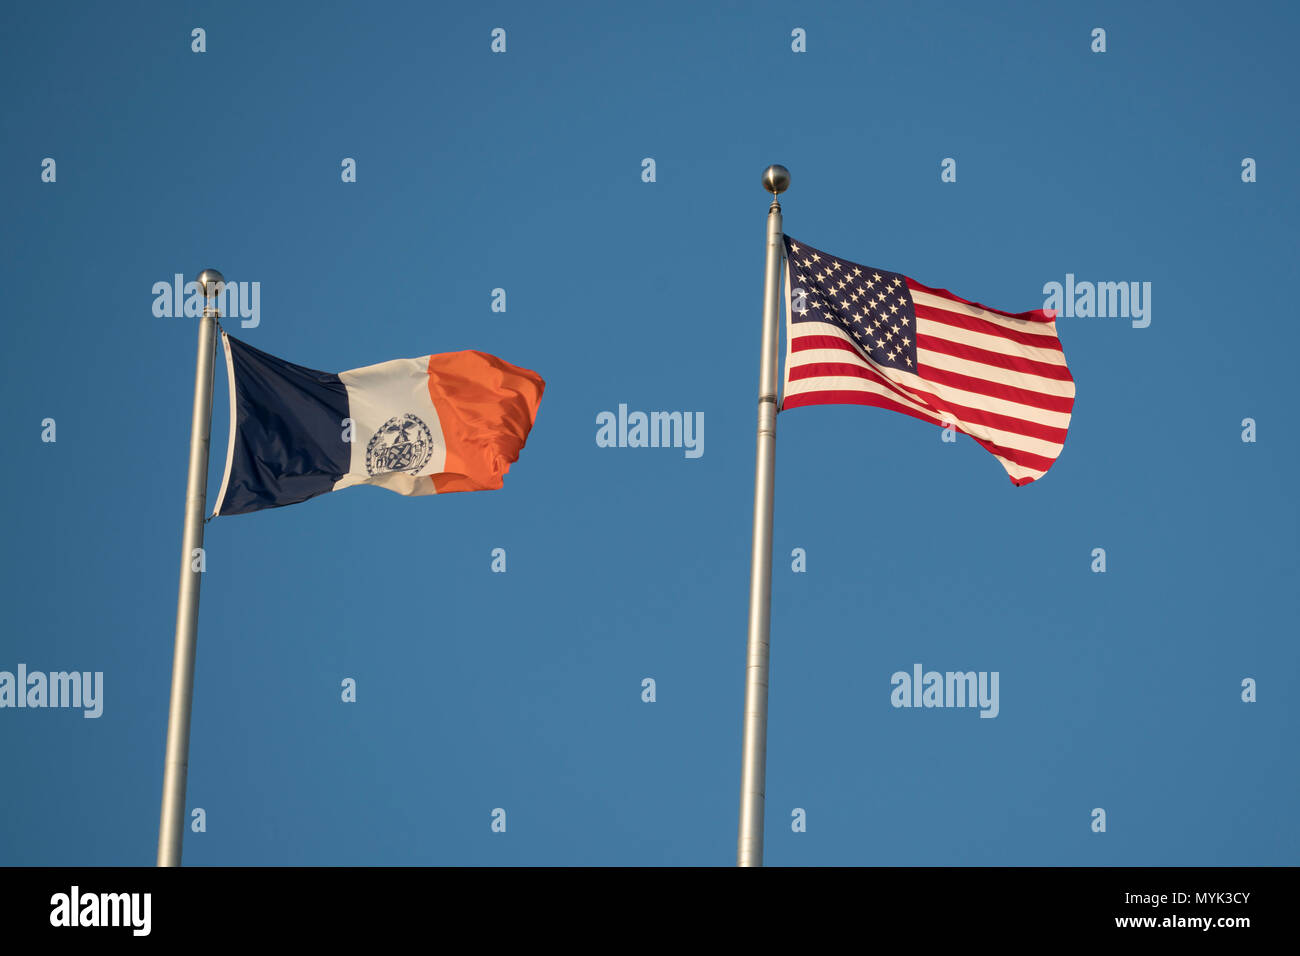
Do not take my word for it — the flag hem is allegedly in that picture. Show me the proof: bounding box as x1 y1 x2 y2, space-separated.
212 331 238 517
780 251 792 411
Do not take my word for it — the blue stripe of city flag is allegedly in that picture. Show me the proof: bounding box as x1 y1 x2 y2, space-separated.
217 334 351 516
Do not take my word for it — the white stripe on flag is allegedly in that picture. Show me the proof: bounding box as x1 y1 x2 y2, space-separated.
788 349 1071 430
785 374 1063 458
916 349 1077 399
910 289 1062 337
333 356 449 497
915 318 1069 366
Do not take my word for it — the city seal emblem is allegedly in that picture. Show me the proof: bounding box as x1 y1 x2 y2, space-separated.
366 413 435 476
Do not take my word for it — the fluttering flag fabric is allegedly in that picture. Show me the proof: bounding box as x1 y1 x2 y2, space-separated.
214 333 545 515
781 236 1074 485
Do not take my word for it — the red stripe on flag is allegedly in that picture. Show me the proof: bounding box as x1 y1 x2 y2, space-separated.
913 303 1065 351
782 389 944 427
790 333 862 355
789 357 933 417
916 364 1075 414
905 278 1057 323
968 434 1057 474
784 389 1058 479
917 334 1075 382
789 362 1068 445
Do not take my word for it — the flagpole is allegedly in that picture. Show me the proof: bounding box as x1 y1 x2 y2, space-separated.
737 165 788 867
157 268 222 867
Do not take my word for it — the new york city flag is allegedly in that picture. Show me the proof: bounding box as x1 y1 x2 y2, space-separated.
214 334 545 515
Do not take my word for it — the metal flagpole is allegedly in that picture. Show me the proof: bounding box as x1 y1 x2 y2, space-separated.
737 165 788 867
157 268 223 867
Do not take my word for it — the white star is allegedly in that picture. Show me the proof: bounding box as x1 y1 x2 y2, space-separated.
811 253 821 263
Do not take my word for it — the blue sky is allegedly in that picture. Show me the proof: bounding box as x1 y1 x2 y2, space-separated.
1 0 1295 865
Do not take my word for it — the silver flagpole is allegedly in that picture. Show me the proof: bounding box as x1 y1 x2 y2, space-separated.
157 268 223 867
737 166 788 867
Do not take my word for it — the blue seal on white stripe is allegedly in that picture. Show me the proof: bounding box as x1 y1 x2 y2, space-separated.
366 414 434 476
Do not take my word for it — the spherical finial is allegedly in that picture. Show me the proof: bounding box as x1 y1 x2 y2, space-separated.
196 269 224 298
762 165 790 196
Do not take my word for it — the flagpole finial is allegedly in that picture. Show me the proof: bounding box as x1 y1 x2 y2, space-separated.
197 268 224 296
761 165 790 196
196 269 224 318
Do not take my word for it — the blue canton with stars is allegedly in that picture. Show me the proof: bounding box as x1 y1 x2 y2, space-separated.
784 235 918 372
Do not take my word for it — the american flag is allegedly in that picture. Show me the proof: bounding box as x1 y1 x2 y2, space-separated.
780 236 1075 485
